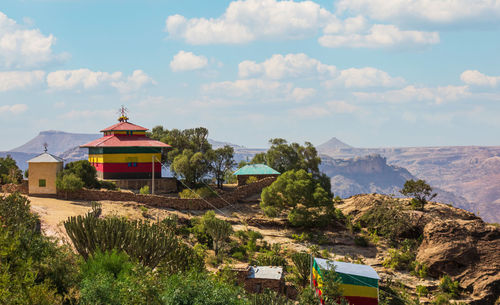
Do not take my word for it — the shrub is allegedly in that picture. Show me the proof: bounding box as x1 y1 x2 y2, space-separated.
139 185 150 194
253 244 288 269
246 176 259 184
160 270 246 305
179 186 216 199
249 289 291 305
432 293 452 305
439 275 460 298
204 214 233 256
99 180 117 190
63 160 100 188
416 285 429 297
56 173 84 193
290 251 311 288
411 261 428 278
354 235 369 247
383 241 417 271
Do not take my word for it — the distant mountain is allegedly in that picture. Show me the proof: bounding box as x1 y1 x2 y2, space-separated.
0 151 38 172
317 141 500 223
208 139 244 149
10 130 100 155
319 154 471 211
316 137 353 153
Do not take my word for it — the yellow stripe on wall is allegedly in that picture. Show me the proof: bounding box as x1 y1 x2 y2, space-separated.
88 153 161 163
340 283 378 298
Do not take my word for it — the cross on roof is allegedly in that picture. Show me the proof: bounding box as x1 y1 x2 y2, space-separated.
43 142 48 152
117 105 129 122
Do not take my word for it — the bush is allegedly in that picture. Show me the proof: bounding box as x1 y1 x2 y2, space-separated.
246 176 259 184
383 241 417 271
439 275 460 298
260 169 333 228
249 289 291 305
354 235 369 247
139 185 150 194
63 160 100 188
179 186 217 199
411 261 428 278
99 180 117 190
56 173 84 193
416 285 429 297
160 270 247 305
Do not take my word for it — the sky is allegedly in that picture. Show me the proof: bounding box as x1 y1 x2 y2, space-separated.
0 0 499 151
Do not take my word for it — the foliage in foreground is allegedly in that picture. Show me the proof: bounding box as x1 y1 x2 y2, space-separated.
0 154 23 184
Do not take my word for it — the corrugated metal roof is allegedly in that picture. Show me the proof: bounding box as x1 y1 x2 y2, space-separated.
80 135 171 148
100 122 149 132
233 164 280 176
314 258 380 280
28 153 64 163
247 266 283 280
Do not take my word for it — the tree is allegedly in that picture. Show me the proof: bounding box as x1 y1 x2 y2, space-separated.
63 160 100 188
250 139 331 196
321 263 345 305
171 149 211 187
56 173 84 196
291 251 311 288
0 155 23 184
400 179 437 211
202 211 233 256
260 169 333 227
209 145 235 189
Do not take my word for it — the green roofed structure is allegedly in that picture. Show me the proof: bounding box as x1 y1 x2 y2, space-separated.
233 164 280 186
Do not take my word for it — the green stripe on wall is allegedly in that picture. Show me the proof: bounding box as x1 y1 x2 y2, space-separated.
337 272 378 288
89 147 163 154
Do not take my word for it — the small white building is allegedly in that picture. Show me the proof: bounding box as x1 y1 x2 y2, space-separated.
28 153 64 195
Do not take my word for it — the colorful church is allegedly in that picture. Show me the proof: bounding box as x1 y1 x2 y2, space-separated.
81 112 170 180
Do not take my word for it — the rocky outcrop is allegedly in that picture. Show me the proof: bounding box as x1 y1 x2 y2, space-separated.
339 194 500 304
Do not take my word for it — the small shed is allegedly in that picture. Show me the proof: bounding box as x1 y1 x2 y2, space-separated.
246 266 284 293
232 164 280 186
27 153 64 195
313 258 380 305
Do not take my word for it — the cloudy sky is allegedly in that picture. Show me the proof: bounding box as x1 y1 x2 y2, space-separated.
1 0 499 151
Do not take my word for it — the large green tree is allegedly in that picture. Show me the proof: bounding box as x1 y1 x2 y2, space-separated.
62 160 100 188
0 155 23 184
208 145 235 188
261 169 333 227
171 149 212 187
248 139 331 195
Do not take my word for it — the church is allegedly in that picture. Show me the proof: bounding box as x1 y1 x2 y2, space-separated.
81 110 171 180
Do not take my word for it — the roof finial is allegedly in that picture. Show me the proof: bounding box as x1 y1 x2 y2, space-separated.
117 105 129 122
43 142 48 152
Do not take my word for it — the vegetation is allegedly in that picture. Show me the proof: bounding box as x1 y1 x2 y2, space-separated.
0 154 23 184
290 251 311 288
243 138 331 195
140 185 150 194
438 275 460 298
56 172 84 194
245 176 259 184
400 179 437 211
178 186 216 199
209 145 236 188
203 212 233 256
260 169 334 227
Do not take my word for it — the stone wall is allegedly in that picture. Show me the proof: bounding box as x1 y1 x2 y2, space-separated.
108 178 178 193
58 177 276 210
1 181 28 194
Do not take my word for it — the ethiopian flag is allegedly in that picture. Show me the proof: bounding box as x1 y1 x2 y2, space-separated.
312 258 379 305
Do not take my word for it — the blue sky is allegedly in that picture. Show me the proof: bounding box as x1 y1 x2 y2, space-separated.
0 0 499 151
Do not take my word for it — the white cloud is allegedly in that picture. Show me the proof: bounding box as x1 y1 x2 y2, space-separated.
203 78 293 98
170 50 208 72
291 87 316 101
461 70 500 87
47 69 122 90
354 85 470 104
335 0 500 26
0 70 45 91
324 67 405 88
0 104 28 115
289 100 359 118
59 109 115 120
165 0 333 44
46 69 154 92
319 24 439 49
0 11 61 68
111 70 155 93
239 53 336 79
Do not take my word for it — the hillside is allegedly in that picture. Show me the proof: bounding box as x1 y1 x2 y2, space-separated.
24 191 500 304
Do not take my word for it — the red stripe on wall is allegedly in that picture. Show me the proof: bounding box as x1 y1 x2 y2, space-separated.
343 296 378 305
92 162 161 173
